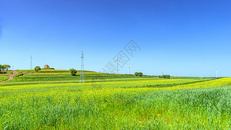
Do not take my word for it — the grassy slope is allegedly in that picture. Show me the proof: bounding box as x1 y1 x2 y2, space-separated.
1 70 165 86
0 71 12 82
0 70 230 129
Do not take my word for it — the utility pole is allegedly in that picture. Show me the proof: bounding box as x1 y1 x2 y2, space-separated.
128 66 130 75
80 51 85 83
127 63 134 75
216 69 218 79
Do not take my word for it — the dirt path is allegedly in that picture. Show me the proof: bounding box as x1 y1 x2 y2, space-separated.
0 71 18 84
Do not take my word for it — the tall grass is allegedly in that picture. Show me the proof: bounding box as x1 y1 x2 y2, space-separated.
1 78 231 129
0 71 11 82
0 76 9 82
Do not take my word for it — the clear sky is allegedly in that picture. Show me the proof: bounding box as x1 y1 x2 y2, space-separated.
0 0 231 77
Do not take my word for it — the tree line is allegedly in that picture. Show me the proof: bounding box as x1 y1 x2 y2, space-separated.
0 64 11 71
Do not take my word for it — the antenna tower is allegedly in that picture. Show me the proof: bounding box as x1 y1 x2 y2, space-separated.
80 51 85 83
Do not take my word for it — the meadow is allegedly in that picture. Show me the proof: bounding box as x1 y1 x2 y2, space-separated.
0 71 11 83
0 76 8 83
0 70 231 129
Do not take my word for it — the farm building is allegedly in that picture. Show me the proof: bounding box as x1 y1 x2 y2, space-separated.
42 65 54 69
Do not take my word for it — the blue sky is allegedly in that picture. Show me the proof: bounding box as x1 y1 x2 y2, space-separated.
0 0 231 77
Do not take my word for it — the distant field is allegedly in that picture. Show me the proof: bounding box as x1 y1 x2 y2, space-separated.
0 70 231 129
3 70 156 86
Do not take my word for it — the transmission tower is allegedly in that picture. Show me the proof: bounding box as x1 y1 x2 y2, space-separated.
30 56 32 70
114 51 119 74
80 51 85 83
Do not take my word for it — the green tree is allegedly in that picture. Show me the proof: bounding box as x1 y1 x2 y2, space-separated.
70 68 77 76
0 65 10 71
159 75 170 79
34 66 41 72
4 65 11 71
135 72 143 76
1 65 6 71
135 72 139 76
138 72 143 76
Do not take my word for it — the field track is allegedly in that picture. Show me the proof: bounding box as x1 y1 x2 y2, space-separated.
0 71 17 84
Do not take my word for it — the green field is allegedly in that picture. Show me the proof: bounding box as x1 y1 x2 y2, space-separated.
0 70 231 129
0 76 8 83
0 71 12 82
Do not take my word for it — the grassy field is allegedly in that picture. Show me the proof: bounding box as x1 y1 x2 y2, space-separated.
0 71 12 82
0 76 8 83
0 70 231 129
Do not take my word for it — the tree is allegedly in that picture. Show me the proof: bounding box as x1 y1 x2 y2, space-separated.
159 75 170 79
34 66 41 72
135 72 139 76
70 68 77 76
1 65 6 71
0 64 10 71
4 65 10 71
135 72 143 76
138 72 143 76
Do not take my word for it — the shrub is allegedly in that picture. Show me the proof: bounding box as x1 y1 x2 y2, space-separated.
34 66 41 72
135 72 143 77
159 75 170 79
70 68 77 76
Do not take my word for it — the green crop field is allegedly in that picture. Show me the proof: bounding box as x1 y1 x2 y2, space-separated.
0 70 231 129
